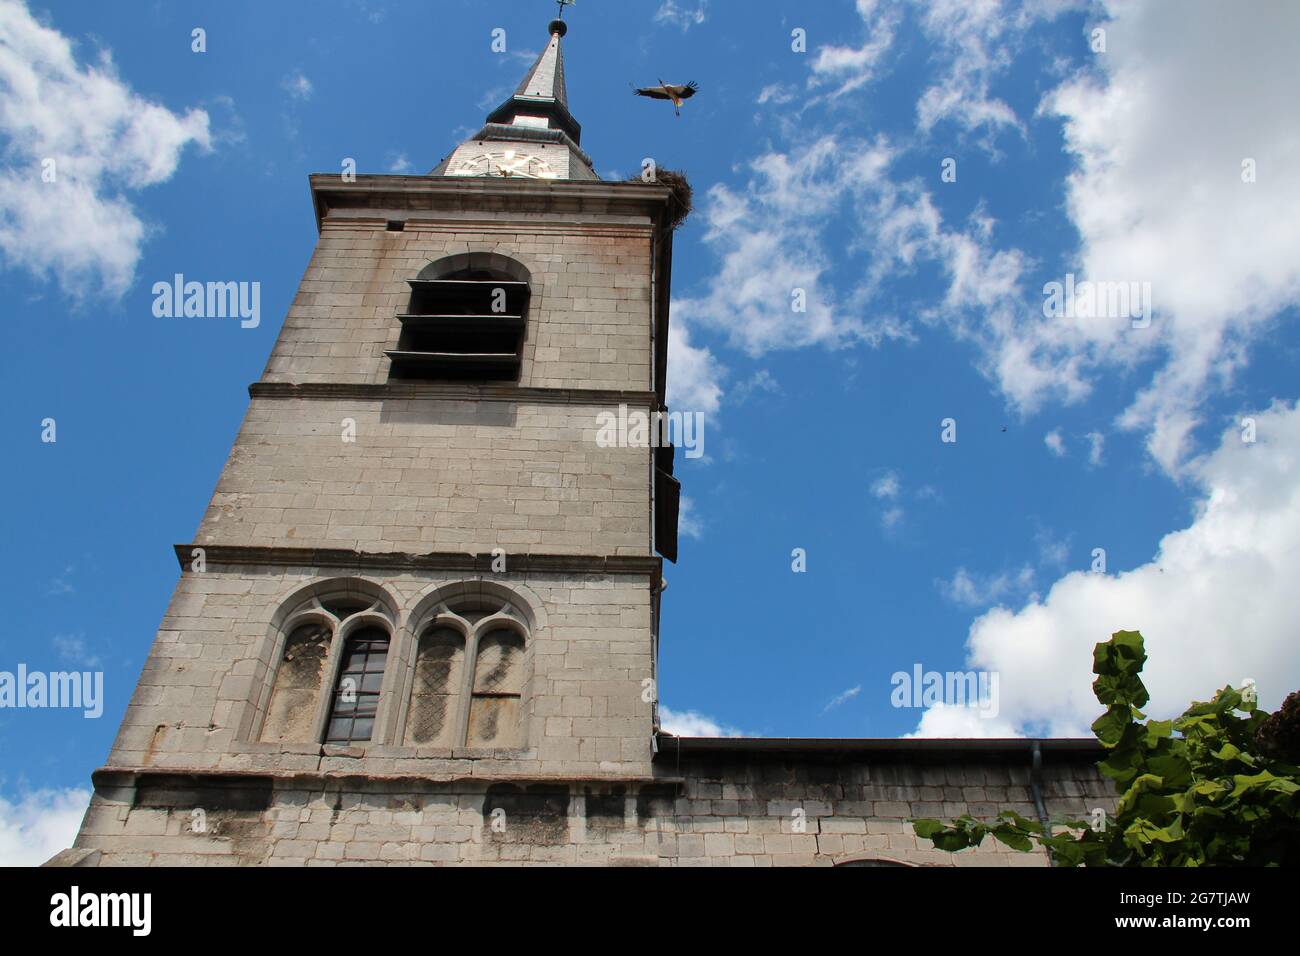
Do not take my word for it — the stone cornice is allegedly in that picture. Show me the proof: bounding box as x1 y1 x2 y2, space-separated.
172 544 662 577
319 217 654 238
309 174 675 234
92 766 686 791
247 381 658 407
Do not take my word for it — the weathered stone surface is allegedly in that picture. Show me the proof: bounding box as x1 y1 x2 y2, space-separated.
70 753 1113 866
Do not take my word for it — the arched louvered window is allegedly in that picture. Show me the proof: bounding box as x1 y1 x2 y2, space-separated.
386 254 531 381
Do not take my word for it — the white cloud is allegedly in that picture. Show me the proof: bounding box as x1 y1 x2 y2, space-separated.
476 82 513 113
677 494 703 540
808 0 899 98
282 70 313 100
1036 0 1300 473
346 0 388 24
1085 430 1105 467
817 0 1081 136
905 701 1022 738
861 174 1082 413
654 0 707 31
52 632 99 667
0 787 90 866
1044 428 1066 457
940 564 1035 609
871 470 905 529
0 0 210 298
1034 526 1070 568
775 0 1300 479
822 684 862 714
659 706 745 737
673 136 909 357
871 471 901 500
880 505 905 531
756 83 796 106
386 152 414 174
731 369 780 404
680 0 1300 482
666 319 723 415
907 0 1076 140
961 400 1300 736
666 137 1057 478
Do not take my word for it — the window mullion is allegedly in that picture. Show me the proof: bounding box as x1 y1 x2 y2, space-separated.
458 629 481 748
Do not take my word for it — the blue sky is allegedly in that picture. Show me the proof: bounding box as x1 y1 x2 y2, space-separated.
2 0 1300 862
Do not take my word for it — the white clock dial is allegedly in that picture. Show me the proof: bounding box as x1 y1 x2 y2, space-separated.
452 149 558 179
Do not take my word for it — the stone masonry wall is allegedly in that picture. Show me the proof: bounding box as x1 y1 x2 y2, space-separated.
70 751 1114 866
194 396 652 555
261 219 652 391
105 567 657 780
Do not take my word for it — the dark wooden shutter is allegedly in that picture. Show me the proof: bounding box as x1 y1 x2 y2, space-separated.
655 466 680 563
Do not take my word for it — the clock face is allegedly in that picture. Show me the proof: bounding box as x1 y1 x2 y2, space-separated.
452 149 558 179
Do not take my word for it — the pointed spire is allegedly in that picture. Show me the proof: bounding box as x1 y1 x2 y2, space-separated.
431 17 596 181
514 20 568 109
484 19 580 144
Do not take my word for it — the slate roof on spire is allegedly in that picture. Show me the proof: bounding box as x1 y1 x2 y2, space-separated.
482 20 581 145
515 26 568 109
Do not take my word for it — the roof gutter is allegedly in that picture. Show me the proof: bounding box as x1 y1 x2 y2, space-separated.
654 734 1104 760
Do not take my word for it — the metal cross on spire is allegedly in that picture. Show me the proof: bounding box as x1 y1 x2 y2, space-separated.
555 0 575 19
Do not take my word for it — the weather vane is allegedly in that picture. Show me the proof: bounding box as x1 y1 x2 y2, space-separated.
555 0 575 18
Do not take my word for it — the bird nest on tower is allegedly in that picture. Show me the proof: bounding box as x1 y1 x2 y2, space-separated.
625 168 692 230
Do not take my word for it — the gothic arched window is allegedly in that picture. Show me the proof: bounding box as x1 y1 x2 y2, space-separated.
468 628 525 747
324 627 390 744
402 594 528 749
259 585 395 745
405 627 465 747
260 621 331 743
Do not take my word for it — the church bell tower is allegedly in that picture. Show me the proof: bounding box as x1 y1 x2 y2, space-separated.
66 14 685 866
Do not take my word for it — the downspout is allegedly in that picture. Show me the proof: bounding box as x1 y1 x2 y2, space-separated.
1030 740 1056 867
648 222 658 557
648 218 660 759
650 574 665 752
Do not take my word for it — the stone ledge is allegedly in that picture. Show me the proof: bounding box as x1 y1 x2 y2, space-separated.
91 766 686 791
248 380 658 407
171 544 662 577
41 847 101 868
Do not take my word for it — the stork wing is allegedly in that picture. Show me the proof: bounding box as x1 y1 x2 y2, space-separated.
666 81 699 98
633 86 673 100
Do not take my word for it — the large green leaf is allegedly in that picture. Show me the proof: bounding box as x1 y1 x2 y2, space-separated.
912 629 1300 866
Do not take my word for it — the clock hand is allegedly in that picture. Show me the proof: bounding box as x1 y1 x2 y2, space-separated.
494 155 534 177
